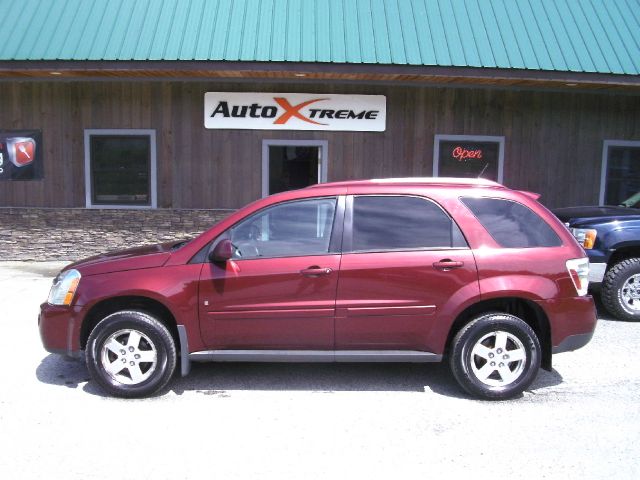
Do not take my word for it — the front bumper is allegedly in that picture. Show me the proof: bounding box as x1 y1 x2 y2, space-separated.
38 302 84 356
588 262 607 284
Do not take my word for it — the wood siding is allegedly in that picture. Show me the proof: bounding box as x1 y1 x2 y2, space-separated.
1 80 639 209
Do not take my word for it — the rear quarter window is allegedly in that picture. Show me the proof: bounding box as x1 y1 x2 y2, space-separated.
461 197 562 248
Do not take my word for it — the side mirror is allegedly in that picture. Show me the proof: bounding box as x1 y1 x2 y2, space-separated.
209 239 234 262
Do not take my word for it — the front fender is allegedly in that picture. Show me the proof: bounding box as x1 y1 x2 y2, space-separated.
72 264 205 352
596 221 640 252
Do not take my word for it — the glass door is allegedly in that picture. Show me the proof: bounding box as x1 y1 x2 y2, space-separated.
262 140 328 196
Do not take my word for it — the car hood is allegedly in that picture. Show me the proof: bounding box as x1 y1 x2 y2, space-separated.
63 241 179 277
553 206 640 224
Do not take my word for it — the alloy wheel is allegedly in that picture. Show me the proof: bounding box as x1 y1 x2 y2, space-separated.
469 330 527 387
619 274 640 313
99 329 158 385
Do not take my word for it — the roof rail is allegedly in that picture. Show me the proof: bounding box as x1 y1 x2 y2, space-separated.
307 177 503 189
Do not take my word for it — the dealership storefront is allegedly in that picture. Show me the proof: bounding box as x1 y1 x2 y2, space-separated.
1 1 639 260
1 77 639 260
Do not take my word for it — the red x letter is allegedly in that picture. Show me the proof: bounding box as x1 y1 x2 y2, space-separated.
273 97 328 125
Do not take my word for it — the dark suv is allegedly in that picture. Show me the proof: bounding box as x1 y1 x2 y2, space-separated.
39 178 597 400
555 193 640 321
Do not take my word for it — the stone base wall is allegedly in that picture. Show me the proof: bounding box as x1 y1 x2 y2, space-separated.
0 208 233 261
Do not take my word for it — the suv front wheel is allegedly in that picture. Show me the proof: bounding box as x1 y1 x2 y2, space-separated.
86 310 177 398
450 313 541 400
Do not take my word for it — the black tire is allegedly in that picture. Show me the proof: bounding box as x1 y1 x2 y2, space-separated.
601 258 640 322
86 310 177 398
449 313 541 400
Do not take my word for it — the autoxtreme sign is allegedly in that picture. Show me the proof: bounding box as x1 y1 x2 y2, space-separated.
204 92 386 131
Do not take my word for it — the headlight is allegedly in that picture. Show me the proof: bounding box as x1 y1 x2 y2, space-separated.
48 269 81 306
571 228 597 249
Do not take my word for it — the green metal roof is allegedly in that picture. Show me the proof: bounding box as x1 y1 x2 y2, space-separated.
1 0 638 75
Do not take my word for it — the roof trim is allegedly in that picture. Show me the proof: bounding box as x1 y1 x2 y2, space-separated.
0 60 638 91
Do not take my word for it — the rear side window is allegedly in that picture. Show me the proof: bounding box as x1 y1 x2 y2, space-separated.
461 197 562 248
351 196 466 251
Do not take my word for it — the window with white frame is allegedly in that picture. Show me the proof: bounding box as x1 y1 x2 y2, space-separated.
433 135 505 183
600 140 640 206
84 129 157 208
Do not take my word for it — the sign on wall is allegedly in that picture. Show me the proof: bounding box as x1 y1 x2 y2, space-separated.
434 135 504 183
0 130 43 181
204 92 386 131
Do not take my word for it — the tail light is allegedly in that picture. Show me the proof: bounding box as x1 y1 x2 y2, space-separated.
566 258 590 296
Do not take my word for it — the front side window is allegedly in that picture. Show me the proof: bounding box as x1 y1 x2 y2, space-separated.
229 197 337 259
85 130 156 208
461 197 562 248
351 196 466 252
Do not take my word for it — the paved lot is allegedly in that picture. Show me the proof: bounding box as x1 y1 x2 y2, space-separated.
0 261 638 480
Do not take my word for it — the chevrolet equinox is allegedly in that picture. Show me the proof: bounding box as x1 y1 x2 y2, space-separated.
39 178 597 400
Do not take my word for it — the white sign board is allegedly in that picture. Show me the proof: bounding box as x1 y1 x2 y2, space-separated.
204 92 386 131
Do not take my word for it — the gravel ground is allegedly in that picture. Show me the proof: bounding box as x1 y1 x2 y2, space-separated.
0 261 638 480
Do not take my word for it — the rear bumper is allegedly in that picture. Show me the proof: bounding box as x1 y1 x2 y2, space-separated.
552 332 594 353
38 302 84 356
536 296 597 354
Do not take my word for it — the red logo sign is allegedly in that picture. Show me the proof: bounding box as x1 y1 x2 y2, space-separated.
7 137 36 167
273 97 328 126
452 146 483 162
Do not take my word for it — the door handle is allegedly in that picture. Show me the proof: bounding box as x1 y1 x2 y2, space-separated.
433 259 464 270
300 266 333 276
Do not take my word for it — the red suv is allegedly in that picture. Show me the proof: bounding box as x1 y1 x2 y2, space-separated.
39 178 597 400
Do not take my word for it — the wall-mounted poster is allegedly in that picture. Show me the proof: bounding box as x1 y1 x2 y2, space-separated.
0 130 43 180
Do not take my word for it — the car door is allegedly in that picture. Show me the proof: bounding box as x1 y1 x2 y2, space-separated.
336 194 479 351
198 196 344 350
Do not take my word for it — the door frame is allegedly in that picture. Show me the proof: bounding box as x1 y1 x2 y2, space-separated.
261 139 329 197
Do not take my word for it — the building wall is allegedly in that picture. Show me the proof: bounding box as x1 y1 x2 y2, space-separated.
1 80 639 259
0 207 229 260
1 80 638 211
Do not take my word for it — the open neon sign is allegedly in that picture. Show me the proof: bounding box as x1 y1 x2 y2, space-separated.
452 146 483 161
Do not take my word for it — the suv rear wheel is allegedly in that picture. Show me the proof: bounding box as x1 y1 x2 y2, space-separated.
450 313 541 400
601 258 640 322
86 310 177 398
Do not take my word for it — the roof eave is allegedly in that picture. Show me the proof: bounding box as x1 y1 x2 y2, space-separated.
0 60 638 91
